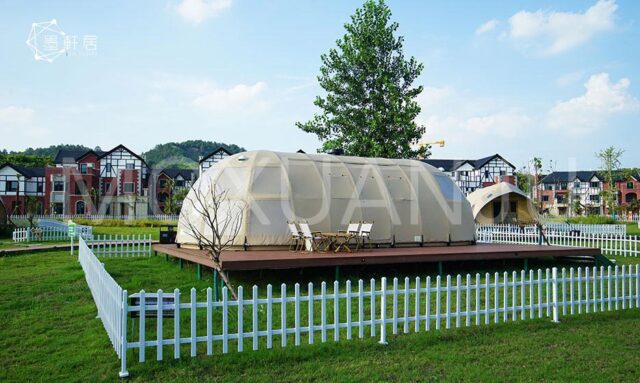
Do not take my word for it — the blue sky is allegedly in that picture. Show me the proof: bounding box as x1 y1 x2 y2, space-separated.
0 0 638 171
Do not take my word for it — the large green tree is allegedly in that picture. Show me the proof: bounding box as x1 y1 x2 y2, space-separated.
297 0 427 159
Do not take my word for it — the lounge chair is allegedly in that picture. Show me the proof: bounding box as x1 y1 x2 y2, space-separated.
355 222 373 251
287 221 302 252
298 222 326 252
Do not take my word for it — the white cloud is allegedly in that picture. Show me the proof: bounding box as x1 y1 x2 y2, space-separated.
418 86 455 109
193 82 269 112
0 106 35 123
548 73 640 133
464 112 532 138
508 0 617 54
151 73 270 113
175 0 232 25
476 19 499 35
556 71 585 87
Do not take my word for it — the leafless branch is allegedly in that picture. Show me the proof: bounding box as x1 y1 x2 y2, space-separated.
182 179 244 299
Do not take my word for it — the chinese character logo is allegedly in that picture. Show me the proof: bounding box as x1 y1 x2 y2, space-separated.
26 19 66 62
26 19 98 63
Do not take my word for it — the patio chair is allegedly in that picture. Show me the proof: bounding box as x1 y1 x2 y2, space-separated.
339 222 361 251
355 222 373 251
298 222 327 252
287 221 303 252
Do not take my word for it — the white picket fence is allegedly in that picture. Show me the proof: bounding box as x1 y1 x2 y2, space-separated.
476 224 640 257
38 219 94 238
76 238 640 378
10 214 178 221
12 227 71 242
78 237 126 363
12 220 94 242
87 235 153 257
543 222 626 236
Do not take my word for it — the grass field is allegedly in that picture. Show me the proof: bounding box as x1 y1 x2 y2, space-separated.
2 248 640 382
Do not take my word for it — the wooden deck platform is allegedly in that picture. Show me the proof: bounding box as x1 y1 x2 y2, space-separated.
152 243 601 271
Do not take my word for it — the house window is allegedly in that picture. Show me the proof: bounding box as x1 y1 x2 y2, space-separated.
80 163 88 174
53 203 63 214
589 195 600 202
6 180 18 192
76 200 86 215
499 170 506 176
590 182 600 188
36 182 43 193
176 180 185 187
627 182 634 189
104 162 113 176
574 181 581 189
126 162 135 170
53 181 64 192
104 183 112 193
545 184 553 191
123 182 135 193
560 183 567 190
159 179 167 188
542 196 550 202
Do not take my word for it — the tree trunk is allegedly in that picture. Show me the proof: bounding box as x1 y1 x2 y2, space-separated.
209 253 238 300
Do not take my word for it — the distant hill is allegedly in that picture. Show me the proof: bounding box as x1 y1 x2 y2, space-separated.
142 140 245 168
18 144 92 158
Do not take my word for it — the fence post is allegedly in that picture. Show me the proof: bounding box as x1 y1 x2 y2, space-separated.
119 289 129 378
379 277 388 345
551 268 560 323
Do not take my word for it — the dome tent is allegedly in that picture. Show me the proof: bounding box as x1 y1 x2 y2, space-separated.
467 182 538 224
177 150 476 249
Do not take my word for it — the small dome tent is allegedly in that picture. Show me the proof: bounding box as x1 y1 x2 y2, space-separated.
177 150 476 249
467 182 538 224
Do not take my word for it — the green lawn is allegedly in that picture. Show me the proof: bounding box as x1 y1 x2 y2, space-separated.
2 249 640 382
626 222 640 236
0 226 159 248
92 226 160 240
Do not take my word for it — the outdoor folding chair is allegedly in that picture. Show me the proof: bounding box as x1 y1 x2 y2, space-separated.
355 222 373 251
338 222 361 252
287 221 303 252
298 222 327 252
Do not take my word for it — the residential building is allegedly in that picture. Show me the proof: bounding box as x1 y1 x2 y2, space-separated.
44 149 103 215
0 164 45 215
422 154 516 195
98 145 149 217
198 147 231 176
538 171 604 216
608 172 640 217
150 168 195 213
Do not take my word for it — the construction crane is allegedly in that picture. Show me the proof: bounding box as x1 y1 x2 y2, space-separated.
415 139 445 160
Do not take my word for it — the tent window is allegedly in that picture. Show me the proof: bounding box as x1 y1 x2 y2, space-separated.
434 175 463 202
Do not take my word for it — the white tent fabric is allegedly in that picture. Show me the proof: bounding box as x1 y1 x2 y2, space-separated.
177 150 476 249
467 182 538 224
